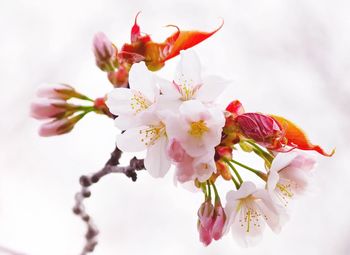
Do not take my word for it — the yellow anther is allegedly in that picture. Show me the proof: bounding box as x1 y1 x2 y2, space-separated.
188 120 209 138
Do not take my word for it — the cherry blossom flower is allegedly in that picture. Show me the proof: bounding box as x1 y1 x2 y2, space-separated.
157 50 230 109
167 139 216 183
224 182 281 247
106 62 172 177
115 121 170 178
267 152 317 208
106 62 159 130
163 100 225 158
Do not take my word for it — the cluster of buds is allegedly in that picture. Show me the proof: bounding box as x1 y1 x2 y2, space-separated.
31 84 112 136
197 189 226 245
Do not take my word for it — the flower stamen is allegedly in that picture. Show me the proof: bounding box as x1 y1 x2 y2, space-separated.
189 120 209 138
131 91 152 114
140 123 166 146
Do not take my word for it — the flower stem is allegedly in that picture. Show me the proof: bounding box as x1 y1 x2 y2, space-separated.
206 180 212 199
201 183 207 198
210 181 219 200
223 158 243 185
246 140 274 163
77 95 94 102
229 159 267 182
231 176 240 190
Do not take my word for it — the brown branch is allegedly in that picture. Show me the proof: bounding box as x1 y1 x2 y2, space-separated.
73 145 145 255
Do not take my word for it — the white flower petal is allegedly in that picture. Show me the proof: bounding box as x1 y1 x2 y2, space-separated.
116 127 147 152
230 203 264 247
156 76 178 99
196 75 230 102
114 114 141 130
106 88 133 115
174 50 202 88
162 112 188 143
223 197 239 234
254 189 282 233
192 150 216 182
266 169 280 193
145 136 171 178
128 62 158 101
179 100 208 122
270 152 298 174
226 181 257 201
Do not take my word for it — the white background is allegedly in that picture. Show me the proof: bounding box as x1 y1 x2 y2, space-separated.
0 0 348 254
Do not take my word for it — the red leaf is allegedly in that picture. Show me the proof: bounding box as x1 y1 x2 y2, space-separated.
271 115 335 157
164 19 224 61
226 100 245 117
130 12 151 44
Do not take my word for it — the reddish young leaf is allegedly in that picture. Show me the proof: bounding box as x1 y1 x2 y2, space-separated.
130 12 151 44
271 115 335 157
226 100 245 117
164 20 224 61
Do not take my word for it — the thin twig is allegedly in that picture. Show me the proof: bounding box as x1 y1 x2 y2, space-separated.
73 145 145 255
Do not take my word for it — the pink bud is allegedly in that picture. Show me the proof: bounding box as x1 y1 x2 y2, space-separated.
93 97 114 118
197 200 215 245
212 201 226 240
108 66 129 88
37 84 75 100
198 200 215 229
30 99 69 120
38 114 83 137
167 139 186 162
215 146 232 160
93 32 118 72
197 222 212 246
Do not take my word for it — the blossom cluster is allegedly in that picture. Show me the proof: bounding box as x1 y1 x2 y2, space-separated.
105 49 333 246
31 14 334 249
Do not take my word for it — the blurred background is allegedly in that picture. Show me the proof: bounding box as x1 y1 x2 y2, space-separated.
0 0 348 254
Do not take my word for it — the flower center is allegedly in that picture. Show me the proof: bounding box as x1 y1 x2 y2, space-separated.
131 91 152 114
188 120 209 138
139 123 166 146
237 197 268 233
173 79 201 101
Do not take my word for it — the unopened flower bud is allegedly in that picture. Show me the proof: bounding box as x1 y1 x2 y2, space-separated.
197 221 212 246
30 99 74 120
212 200 226 240
38 114 84 137
236 113 284 148
93 97 114 118
108 66 129 87
216 146 232 160
197 199 215 246
36 83 86 100
93 32 118 72
215 161 231 181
